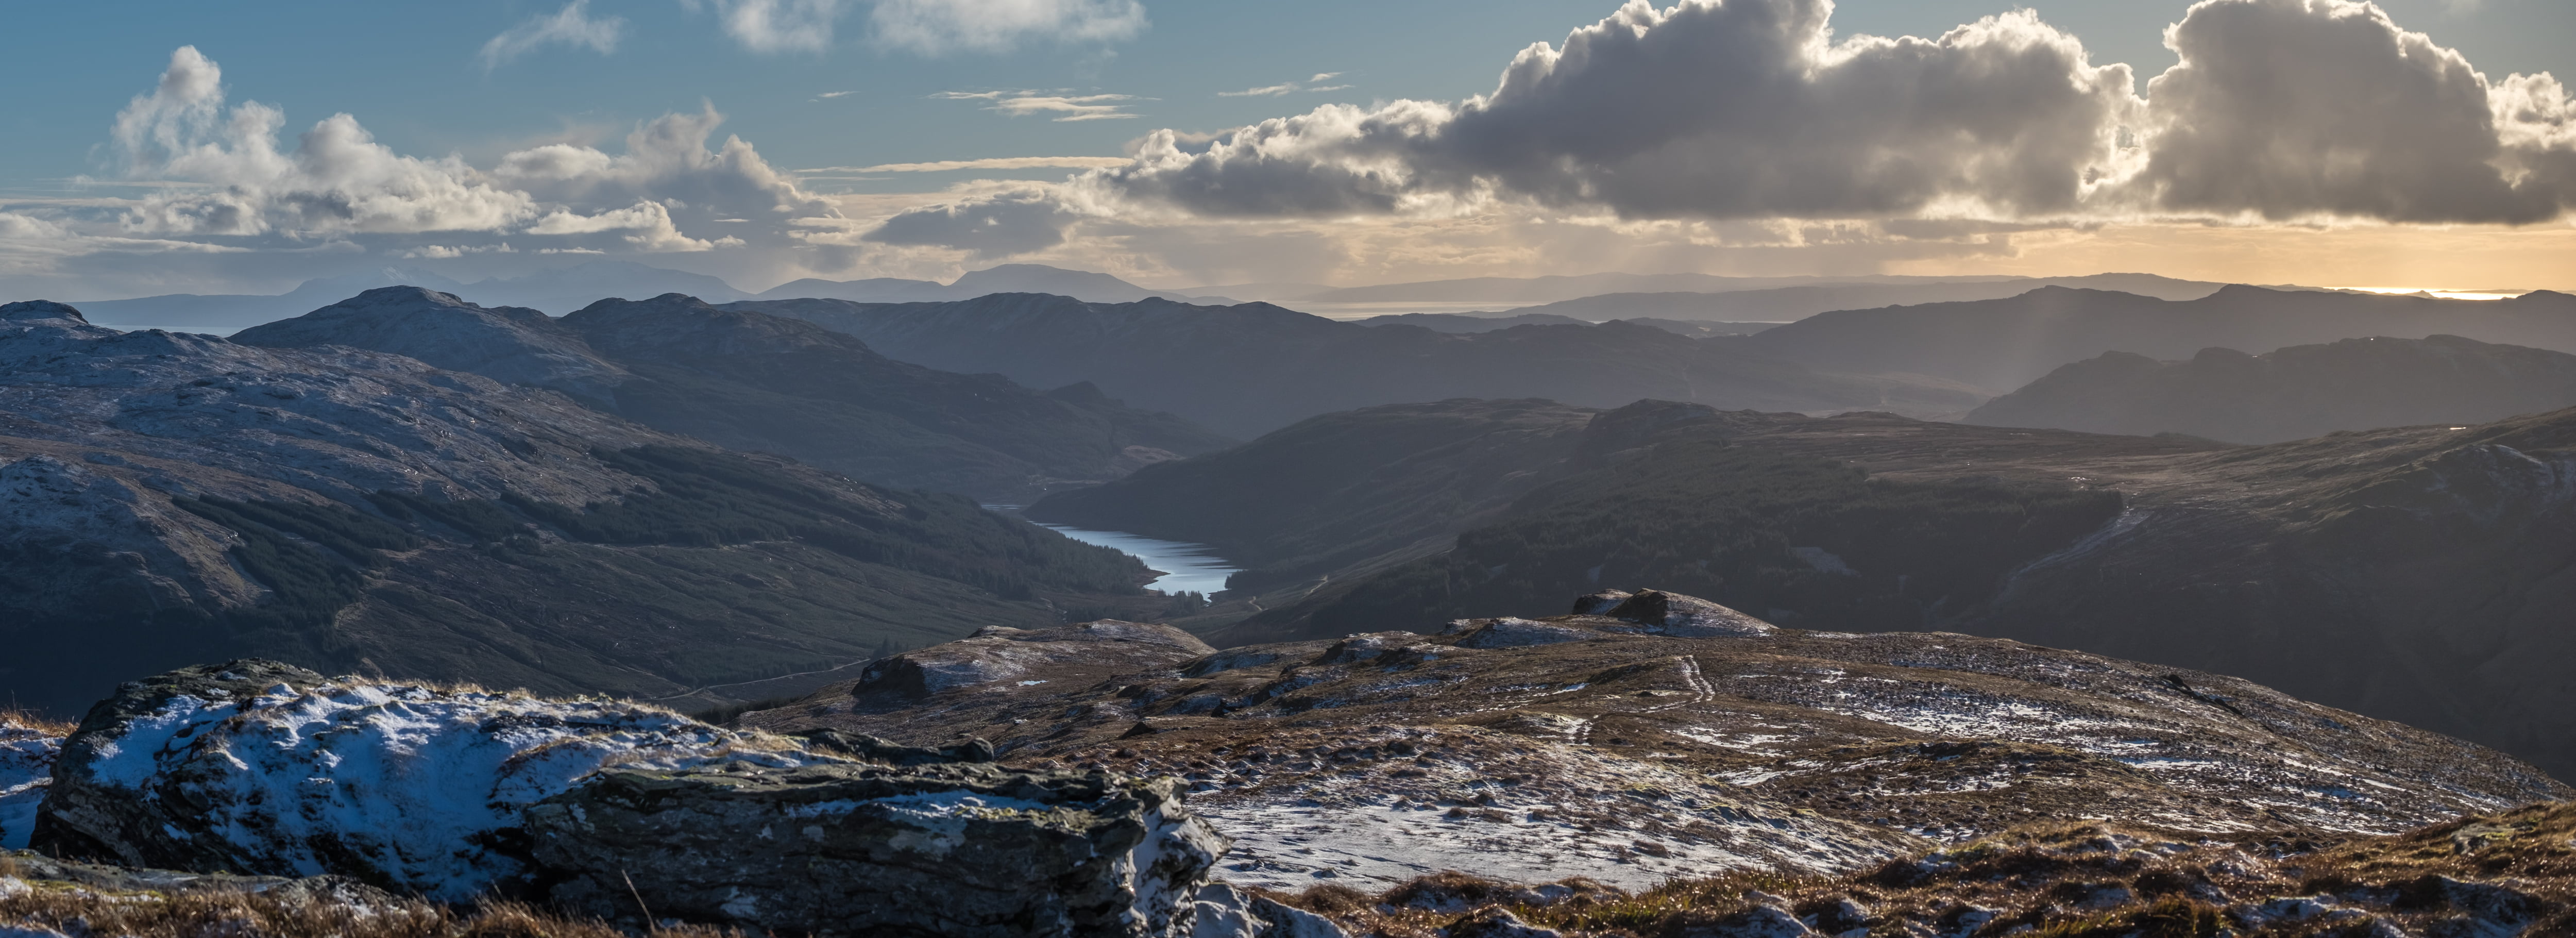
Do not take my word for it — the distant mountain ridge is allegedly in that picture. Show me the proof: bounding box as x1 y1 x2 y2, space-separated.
1967 334 2576 443
232 287 1229 500
1464 275 2235 323
1299 271 2234 305
1742 284 2576 392
63 262 1214 332
728 293 1986 437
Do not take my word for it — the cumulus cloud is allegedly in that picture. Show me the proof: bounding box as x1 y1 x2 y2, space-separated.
2131 0 2575 223
0 45 843 292
873 0 2576 259
479 0 628 70
870 0 1147 55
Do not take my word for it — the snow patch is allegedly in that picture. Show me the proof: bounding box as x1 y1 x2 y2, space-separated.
73 679 840 900
0 723 61 850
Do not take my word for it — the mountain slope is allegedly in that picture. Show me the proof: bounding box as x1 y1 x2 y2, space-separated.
1037 397 2576 780
1471 275 2238 323
1743 285 2576 392
1029 400 1602 592
0 298 1155 718
232 288 1229 500
729 294 1985 437
1964 334 2576 443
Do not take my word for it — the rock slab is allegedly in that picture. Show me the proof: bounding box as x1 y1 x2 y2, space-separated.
525 762 1228 937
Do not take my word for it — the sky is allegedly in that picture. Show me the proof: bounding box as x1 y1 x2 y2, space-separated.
1 0 2570 299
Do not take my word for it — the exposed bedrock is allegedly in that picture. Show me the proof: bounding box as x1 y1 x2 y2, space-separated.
526 763 1228 937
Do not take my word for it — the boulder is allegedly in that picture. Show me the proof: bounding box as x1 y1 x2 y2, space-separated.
1597 590 1776 637
524 762 1228 937
32 659 829 899
1452 618 1600 649
858 621 1217 699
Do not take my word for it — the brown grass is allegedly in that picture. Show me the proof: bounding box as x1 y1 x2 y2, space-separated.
1 707 77 736
0 885 741 938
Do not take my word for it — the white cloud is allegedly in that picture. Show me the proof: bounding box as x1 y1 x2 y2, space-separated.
2128 0 2575 224
698 0 849 54
697 0 1146 56
1219 72 1350 98
870 0 1146 55
863 185 1071 257
933 90 1143 121
0 46 841 289
479 0 628 70
814 90 859 99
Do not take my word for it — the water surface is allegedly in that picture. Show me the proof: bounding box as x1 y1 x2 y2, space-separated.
989 507 1243 595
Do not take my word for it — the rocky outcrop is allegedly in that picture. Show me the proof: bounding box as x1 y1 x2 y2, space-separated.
1574 589 1776 636
745 591 2571 893
852 621 1217 701
32 660 832 900
525 762 1227 937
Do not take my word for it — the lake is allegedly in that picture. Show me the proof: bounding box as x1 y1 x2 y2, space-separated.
987 507 1245 595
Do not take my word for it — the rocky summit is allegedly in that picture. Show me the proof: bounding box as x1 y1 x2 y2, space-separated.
741 591 2570 895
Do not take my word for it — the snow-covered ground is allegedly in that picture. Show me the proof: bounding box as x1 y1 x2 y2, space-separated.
0 721 60 850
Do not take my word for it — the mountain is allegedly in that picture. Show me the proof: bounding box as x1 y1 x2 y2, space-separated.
1743 284 2576 393
754 263 1228 304
461 260 750 312
0 298 1163 720
1619 317 1782 338
1468 275 2236 324
231 288 1230 501
1966 334 2576 443
735 591 2567 894
1301 271 2231 305
1032 397 2576 780
1352 312 1589 332
65 266 474 333
58 261 751 333
726 294 1987 437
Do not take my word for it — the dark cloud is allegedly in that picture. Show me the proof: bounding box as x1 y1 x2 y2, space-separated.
864 188 1073 258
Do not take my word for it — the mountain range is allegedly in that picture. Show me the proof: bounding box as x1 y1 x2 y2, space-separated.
1030 397 2576 780
67 262 1225 333
730 294 1987 437
230 287 1229 501
0 297 1166 719
1740 284 2576 392
1286 271 2235 305
1966 333 2576 443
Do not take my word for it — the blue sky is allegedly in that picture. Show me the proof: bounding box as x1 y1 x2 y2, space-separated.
3 0 2572 297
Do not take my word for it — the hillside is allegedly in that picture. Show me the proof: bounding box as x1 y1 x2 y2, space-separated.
1029 400 1602 592
232 288 1228 501
1965 334 2576 443
1741 285 2576 392
0 298 1158 719
1040 397 2576 781
1294 271 2229 306
728 294 1985 437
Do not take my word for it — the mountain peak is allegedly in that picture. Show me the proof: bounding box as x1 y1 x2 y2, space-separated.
232 287 623 399
1 299 89 323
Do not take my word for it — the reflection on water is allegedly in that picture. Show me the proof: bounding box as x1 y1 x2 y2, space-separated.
987 507 1244 595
